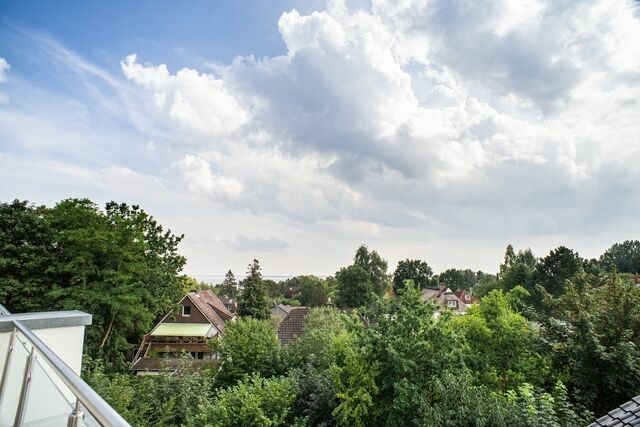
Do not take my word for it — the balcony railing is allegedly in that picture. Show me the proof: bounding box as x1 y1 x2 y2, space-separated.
0 311 130 427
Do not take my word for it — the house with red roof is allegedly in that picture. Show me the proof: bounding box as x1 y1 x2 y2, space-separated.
132 290 235 374
422 286 479 313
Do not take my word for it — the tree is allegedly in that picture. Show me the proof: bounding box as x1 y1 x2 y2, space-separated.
438 268 478 290
335 265 374 308
218 270 238 298
473 274 499 298
353 245 390 296
540 271 640 416
189 375 298 427
498 245 536 293
238 259 271 320
338 282 463 426
298 276 330 307
449 288 551 390
0 200 54 312
600 240 640 274
392 259 433 293
534 246 582 298
1 198 187 370
217 317 283 384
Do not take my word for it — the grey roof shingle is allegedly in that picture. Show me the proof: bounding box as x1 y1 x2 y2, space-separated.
589 396 640 426
277 307 311 344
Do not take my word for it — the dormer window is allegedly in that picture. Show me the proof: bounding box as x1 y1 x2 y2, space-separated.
182 305 191 317
465 294 470 301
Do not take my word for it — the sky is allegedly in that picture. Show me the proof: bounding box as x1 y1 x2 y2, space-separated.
1 0 639 281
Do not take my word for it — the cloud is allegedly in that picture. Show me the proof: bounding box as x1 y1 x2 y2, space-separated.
167 154 243 199
2 2 640 274
0 57 9 103
224 235 290 252
0 57 9 83
121 54 248 138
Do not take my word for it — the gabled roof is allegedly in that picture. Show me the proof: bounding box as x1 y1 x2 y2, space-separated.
454 289 480 304
272 303 292 318
186 290 234 332
589 395 640 426
277 307 311 344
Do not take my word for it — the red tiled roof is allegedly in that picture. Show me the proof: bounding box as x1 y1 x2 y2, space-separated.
454 289 480 304
188 290 235 332
277 307 311 344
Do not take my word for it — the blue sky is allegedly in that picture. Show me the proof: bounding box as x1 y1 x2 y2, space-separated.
1 0 639 279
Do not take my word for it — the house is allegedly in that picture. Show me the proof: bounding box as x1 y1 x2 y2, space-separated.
422 286 473 313
219 296 238 313
277 307 311 344
588 395 640 426
132 290 235 374
454 289 480 305
271 303 292 320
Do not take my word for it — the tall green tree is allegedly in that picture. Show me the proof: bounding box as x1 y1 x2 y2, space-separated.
541 271 640 416
600 240 640 274
437 268 479 290
218 270 238 298
353 245 390 296
0 198 186 370
217 317 283 384
534 246 582 298
296 275 329 307
0 200 54 312
449 288 551 390
238 259 271 320
335 265 373 308
392 259 433 292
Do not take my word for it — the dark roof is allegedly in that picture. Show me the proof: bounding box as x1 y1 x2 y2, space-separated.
589 396 640 426
187 291 235 332
277 307 311 344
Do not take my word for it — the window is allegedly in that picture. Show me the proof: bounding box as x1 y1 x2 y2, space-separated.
465 294 470 301
446 300 458 308
182 305 191 317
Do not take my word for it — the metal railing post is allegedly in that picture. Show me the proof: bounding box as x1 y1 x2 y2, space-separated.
67 398 85 427
0 330 15 401
11 320 130 426
14 346 35 426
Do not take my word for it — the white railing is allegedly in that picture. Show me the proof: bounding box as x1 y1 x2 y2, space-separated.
0 319 130 427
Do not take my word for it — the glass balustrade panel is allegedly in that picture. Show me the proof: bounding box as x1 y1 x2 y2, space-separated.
0 336 30 427
21 356 73 427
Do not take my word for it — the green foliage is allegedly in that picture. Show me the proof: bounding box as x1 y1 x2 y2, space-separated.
238 259 271 320
0 198 186 371
437 268 481 290
217 317 283 384
335 264 374 308
335 283 465 425
189 375 298 427
473 274 499 297
600 240 640 274
353 245 390 296
288 308 352 369
87 355 213 426
330 332 379 427
499 245 536 293
450 288 551 390
392 258 433 292
0 200 54 312
534 246 583 299
297 275 330 307
217 270 239 298
541 271 640 416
